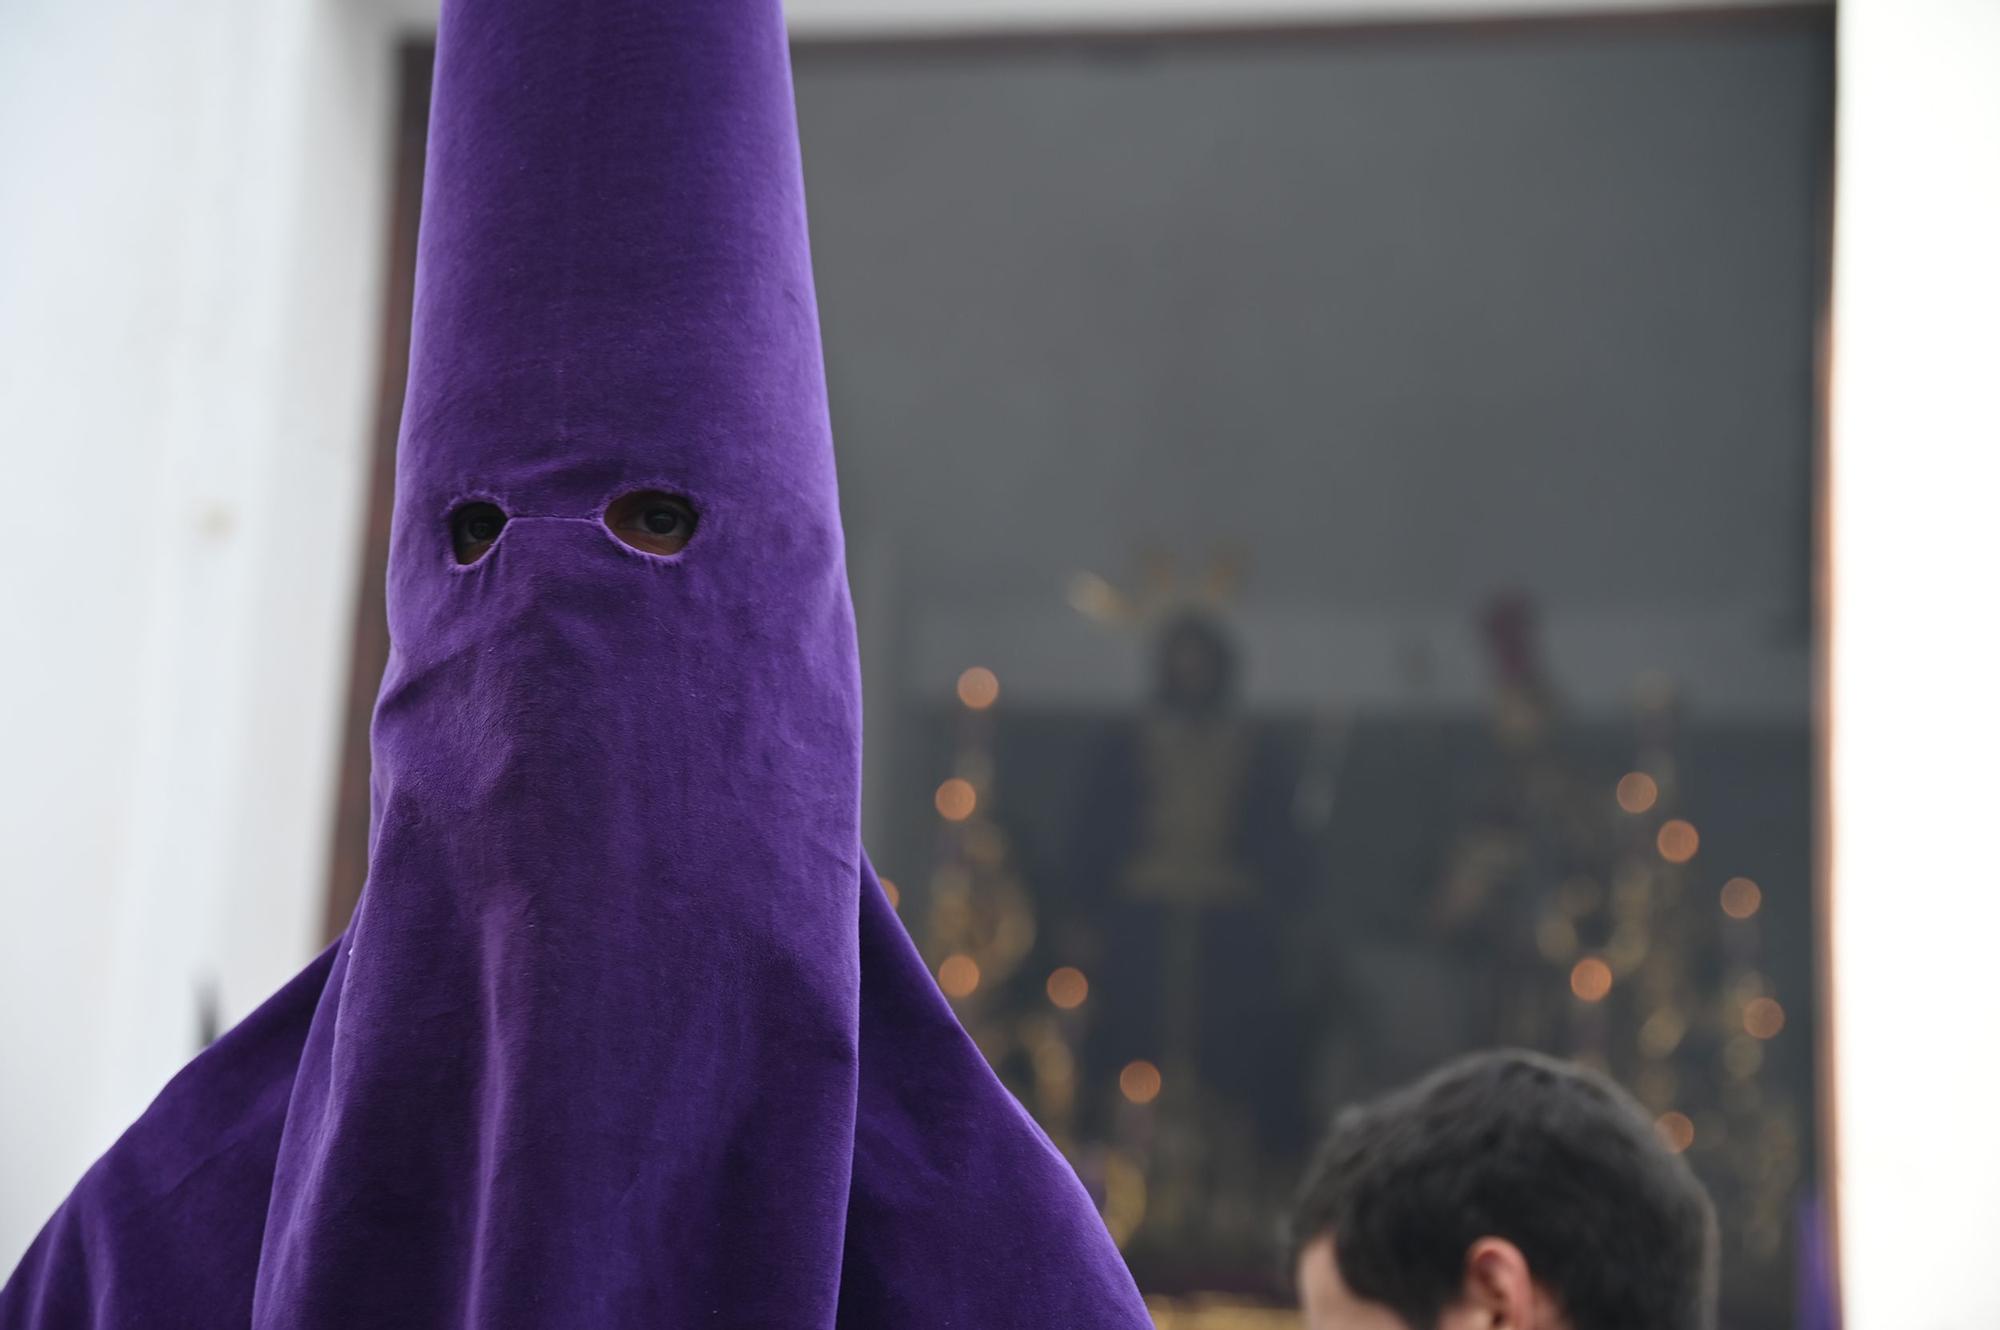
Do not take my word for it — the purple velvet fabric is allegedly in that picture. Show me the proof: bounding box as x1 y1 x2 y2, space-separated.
1 2 1150 1325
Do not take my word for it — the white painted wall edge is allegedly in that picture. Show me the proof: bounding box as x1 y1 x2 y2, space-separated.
1830 2 2000 1328
0 0 393 1267
788 0 1831 37
366 0 1832 40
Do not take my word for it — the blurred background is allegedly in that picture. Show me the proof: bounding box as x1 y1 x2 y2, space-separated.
2 1 1995 1326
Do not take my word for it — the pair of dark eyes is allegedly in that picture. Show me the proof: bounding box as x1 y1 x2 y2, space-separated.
450 492 698 564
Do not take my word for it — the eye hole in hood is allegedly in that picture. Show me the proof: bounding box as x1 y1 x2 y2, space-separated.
449 501 508 564
605 490 698 557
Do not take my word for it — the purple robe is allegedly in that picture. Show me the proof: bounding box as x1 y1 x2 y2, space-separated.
1 2 1151 1325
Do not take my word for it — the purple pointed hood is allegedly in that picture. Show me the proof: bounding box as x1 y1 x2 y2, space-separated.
3 2 1150 1324
254 1 865 1320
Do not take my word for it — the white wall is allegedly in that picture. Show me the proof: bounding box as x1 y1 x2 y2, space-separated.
1830 3 2000 1328
0 0 392 1264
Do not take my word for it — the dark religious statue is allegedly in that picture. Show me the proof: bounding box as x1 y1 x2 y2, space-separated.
1065 611 1310 1262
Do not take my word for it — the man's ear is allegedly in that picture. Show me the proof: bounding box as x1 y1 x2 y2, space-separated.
1435 1237 1552 1330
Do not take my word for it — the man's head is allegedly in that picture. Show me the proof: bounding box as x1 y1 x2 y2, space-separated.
1288 1050 1717 1330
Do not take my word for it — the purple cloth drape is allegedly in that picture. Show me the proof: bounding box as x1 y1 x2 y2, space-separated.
2 3 1150 1325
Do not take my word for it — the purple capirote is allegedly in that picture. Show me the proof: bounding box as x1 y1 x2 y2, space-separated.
1 2 1152 1325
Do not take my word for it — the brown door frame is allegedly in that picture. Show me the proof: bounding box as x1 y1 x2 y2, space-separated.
321 41 433 942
